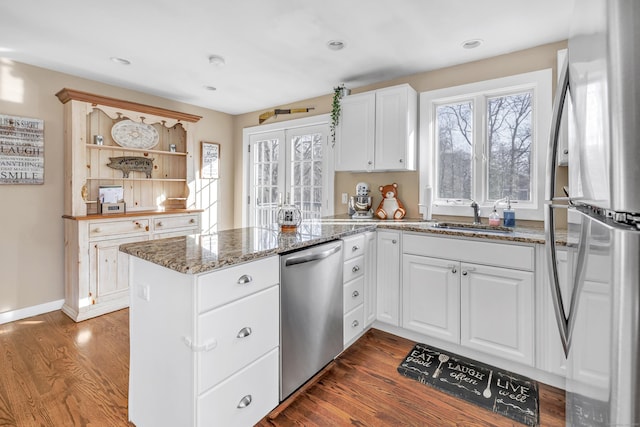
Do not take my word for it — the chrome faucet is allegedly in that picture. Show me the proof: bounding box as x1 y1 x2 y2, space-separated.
470 200 481 224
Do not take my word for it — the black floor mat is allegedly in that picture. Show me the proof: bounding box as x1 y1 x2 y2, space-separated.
398 343 539 426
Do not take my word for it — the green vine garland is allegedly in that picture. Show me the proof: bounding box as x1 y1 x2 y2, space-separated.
330 85 346 147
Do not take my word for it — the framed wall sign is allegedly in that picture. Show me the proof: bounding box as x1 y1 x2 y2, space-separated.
0 114 45 184
201 141 220 179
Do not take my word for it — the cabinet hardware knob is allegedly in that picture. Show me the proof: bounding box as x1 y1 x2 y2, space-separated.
352 245 359 252
352 290 359 298
93 228 101 233
145 226 149 231
462 271 468 276
352 265 360 273
392 239 397 244
452 268 457 274
237 395 252 409
189 218 195 224
399 159 403 163
237 274 253 284
237 327 252 338
157 222 163 227
368 160 373 165
352 320 359 328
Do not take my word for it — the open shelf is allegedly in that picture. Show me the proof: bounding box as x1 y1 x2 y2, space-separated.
85 177 187 182
86 144 188 157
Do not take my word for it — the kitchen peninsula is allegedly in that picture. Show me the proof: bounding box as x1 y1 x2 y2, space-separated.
120 220 560 427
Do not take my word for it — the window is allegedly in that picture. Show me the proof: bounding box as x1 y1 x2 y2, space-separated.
419 69 551 221
243 115 333 227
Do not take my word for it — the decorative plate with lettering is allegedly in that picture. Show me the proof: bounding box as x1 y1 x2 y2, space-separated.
111 120 159 149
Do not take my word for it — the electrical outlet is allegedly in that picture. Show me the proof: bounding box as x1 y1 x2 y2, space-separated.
341 193 348 204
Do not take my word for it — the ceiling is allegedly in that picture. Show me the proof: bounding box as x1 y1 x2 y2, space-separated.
0 0 572 115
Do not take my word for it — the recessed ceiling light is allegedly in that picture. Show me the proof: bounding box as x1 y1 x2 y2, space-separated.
110 57 131 65
203 85 217 91
327 40 345 51
462 39 483 49
208 55 226 67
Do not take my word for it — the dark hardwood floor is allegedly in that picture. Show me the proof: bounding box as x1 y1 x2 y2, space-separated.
0 309 565 426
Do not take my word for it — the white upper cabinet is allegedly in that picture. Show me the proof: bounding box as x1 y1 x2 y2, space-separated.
335 84 417 172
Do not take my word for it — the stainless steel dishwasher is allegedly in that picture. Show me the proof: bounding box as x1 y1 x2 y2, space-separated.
279 240 343 401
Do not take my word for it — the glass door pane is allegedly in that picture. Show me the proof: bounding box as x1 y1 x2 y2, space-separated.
250 131 283 227
287 126 327 221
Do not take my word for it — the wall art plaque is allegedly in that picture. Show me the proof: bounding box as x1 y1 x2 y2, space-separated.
0 114 44 184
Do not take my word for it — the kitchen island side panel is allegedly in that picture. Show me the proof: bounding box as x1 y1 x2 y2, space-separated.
128 257 195 427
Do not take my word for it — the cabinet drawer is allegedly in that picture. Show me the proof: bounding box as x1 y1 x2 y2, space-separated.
197 286 279 393
343 255 365 283
344 305 365 345
153 214 199 232
88 219 149 238
198 348 278 427
403 233 534 271
344 276 364 314
197 256 279 313
342 234 365 261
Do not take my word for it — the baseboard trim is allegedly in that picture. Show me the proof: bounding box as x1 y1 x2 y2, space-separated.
0 299 65 325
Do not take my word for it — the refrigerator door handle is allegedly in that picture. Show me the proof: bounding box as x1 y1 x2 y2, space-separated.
545 54 572 356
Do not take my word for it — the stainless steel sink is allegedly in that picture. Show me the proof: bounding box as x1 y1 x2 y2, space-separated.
430 222 514 234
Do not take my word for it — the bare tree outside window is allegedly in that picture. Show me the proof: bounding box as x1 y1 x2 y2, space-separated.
487 92 532 202
436 102 473 199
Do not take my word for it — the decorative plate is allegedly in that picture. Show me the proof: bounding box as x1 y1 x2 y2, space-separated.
111 120 159 149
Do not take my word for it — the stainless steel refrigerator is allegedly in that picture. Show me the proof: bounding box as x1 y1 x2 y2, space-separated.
545 0 640 425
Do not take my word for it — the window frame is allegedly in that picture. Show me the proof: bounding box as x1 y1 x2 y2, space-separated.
419 69 552 221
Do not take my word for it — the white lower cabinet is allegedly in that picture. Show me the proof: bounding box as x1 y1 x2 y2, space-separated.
128 255 279 427
342 234 366 346
402 254 460 344
460 263 534 366
197 348 279 426
376 230 401 325
401 233 535 366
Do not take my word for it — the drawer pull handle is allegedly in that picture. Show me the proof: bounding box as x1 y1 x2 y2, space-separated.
352 320 359 328
237 394 252 409
352 245 359 252
462 267 476 276
352 265 360 273
189 218 196 224
392 239 397 244
237 274 253 285
237 327 252 338
157 221 163 227
447 264 457 274
93 228 101 233
352 290 359 298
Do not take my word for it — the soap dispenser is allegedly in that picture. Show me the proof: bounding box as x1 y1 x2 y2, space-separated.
489 208 501 226
503 198 516 227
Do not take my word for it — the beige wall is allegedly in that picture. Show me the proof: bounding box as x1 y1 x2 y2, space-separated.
233 41 568 225
0 59 234 315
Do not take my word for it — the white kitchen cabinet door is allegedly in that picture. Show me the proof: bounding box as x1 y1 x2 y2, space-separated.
364 231 377 326
374 84 417 171
335 92 375 171
402 255 460 344
460 263 534 366
376 230 401 325
89 235 148 306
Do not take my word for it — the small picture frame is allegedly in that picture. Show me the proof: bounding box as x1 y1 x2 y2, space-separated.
201 141 220 179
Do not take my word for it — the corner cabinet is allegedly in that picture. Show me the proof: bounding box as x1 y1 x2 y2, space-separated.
56 88 203 321
335 84 417 172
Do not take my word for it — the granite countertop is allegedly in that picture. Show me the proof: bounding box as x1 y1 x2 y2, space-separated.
120 217 564 275
119 222 375 274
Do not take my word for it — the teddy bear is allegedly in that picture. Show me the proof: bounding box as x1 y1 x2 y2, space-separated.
375 183 406 220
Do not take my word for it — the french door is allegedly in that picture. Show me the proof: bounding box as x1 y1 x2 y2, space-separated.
247 122 332 227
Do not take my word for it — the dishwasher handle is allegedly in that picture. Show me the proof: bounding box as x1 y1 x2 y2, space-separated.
284 243 341 267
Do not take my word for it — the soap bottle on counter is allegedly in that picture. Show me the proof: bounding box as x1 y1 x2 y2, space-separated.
488 209 501 226
503 198 516 227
